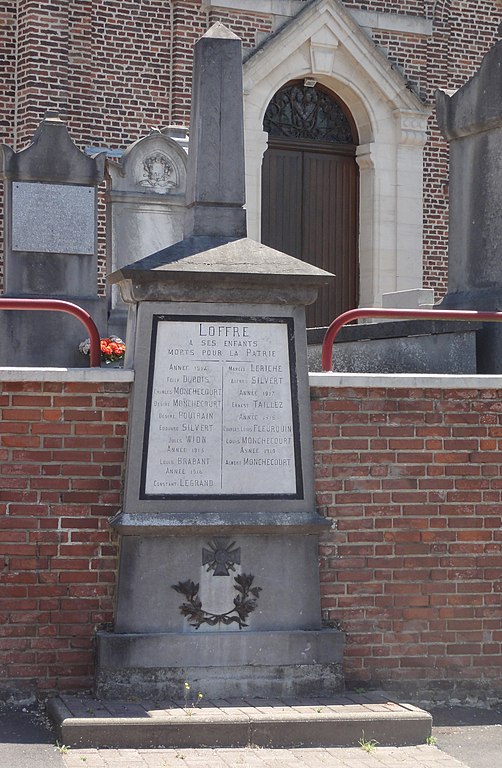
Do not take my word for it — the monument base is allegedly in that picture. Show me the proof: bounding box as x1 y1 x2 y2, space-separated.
95 628 344 699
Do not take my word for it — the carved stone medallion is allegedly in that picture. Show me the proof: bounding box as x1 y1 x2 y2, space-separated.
140 152 176 191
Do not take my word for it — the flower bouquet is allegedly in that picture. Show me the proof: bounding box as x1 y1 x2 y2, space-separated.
79 336 126 365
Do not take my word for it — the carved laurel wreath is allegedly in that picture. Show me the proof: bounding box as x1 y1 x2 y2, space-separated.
172 573 262 630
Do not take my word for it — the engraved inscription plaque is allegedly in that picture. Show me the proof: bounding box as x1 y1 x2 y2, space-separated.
11 182 96 254
141 316 301 499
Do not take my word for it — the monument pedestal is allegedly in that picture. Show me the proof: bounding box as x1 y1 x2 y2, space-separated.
97 521 343 698
96 629 344 699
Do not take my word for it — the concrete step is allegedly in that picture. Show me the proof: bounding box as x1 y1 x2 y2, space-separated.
48 691 432 749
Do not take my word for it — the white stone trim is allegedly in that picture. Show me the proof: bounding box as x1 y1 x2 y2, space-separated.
0 368 134 382
243 0 431 310
351 10 432 36
309 372 502 389
205 1 433 37
203 0 304 15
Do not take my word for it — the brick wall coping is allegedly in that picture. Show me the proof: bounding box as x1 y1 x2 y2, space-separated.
309 372 502 389
0 367 134 382
1 369 501 390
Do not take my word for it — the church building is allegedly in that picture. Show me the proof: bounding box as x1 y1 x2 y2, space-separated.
0 0 499 327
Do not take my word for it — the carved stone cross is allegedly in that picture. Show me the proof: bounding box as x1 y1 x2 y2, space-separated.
202 538 241 576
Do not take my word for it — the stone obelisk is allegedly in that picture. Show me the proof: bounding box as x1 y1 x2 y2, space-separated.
185 23 246 239
99 23 342 699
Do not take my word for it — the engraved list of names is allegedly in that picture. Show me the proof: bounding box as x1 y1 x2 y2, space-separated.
141 316 300 498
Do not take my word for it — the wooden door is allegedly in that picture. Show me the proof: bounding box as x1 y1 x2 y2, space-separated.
261 83 359 328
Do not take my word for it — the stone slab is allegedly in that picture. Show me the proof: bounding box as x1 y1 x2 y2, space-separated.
111 536 324 633
142 318 296 497
96 628 344 699
121 301 317 518
48 692 432 749
11 182 95 254
307 320 480 374
382 288 435 309
309 330 477 374
97 629 343 667
95 663 344 701
109 236 333 308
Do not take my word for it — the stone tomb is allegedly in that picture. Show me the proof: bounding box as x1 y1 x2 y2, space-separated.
0 113 106 366
106 128 187 338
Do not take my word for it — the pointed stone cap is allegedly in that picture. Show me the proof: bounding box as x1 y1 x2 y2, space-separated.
0 112 105 184
436 40 502 140
109 236 334 307
204 20 240 40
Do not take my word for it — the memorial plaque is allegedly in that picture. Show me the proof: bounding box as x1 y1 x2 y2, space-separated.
141 315 302 499
11 182 95 254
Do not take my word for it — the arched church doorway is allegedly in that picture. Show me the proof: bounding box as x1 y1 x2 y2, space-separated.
261 81 359 328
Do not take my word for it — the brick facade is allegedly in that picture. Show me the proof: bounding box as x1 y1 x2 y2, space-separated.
312 383 502 698
0 0 500 302
2 374 502 701
0 378 128 697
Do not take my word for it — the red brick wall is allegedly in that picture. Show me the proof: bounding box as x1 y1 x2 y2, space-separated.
0 378 129 700
312 384 502 698
0 1 500 301
2 374 502 701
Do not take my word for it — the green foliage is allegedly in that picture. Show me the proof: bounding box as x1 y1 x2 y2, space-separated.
358 732 379 753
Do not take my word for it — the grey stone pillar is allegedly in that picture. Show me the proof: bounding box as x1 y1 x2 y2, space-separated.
437 38 502 372
184 23 246 239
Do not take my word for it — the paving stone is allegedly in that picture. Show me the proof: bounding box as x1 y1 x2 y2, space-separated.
61 745 471 768
48 692 432 750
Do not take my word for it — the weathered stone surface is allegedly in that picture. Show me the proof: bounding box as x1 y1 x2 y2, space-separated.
0 113 106 366
106 128 187 336
95 629 344 700
1 112 105 185
109 236 332 306
307 319 480 374
12 182 95 255
436 39 502 372
0 298 106 368
49 692 432 749
118 301 318 520
113 533 323 633
185 22 246 238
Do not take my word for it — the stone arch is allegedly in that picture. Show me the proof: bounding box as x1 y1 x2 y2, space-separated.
260 79 360 325
243 0 431 310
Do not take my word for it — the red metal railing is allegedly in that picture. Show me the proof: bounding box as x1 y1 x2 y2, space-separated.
321 307 502 372
0 298 101 367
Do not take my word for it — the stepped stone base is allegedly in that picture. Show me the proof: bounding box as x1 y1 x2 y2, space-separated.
95 628 344 700
48 691 432 749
